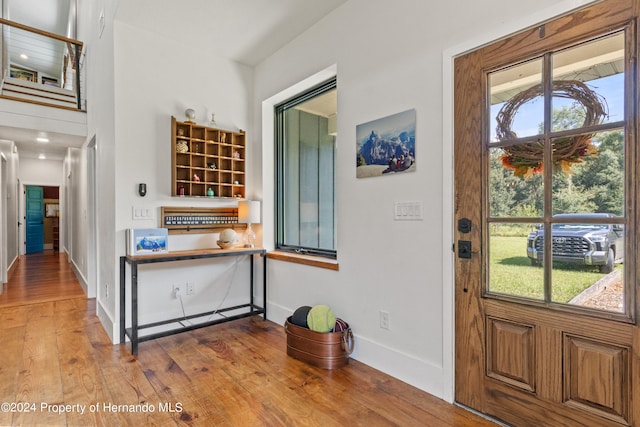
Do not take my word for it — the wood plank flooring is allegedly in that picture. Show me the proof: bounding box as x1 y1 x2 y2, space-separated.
0 251 85 307
0 252 497 426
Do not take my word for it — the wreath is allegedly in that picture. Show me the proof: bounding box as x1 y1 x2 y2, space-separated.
496 80 607 177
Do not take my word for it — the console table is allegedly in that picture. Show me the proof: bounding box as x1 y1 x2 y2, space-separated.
120 247 267 355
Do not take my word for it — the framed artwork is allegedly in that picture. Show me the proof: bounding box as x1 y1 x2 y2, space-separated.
42 76 59 87
127 228 169 255
356 109 416 178
45 203 59 217
10 65 37 82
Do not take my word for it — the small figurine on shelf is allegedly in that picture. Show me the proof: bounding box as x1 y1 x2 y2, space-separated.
207 187 215 197
185 108 196 123
178 185 185 196
208 162 217 169
221 133 226 143
193 173 200 182
233 150 241 159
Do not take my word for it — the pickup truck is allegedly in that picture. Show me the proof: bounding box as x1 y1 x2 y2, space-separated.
526 213 624 273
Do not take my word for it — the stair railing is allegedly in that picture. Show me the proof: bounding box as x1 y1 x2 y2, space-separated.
0 18 84 111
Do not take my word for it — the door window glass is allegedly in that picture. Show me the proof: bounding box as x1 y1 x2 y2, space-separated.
486 31 627 315
490 58 544 142
489 223 544 300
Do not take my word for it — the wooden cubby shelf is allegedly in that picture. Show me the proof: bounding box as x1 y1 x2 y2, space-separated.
171 116 246 198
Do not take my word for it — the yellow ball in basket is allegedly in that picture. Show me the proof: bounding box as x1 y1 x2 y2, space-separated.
307 305 336 333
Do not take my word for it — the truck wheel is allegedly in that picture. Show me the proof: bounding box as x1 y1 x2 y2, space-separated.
599 248 615 274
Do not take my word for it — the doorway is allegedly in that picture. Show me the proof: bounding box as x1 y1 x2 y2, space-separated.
454 1 639 425
24 185 60 254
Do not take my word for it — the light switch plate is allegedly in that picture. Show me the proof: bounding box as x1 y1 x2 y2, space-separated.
394 201 423 221
132 206 153 220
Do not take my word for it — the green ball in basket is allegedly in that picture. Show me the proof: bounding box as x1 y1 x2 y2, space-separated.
217 229 237 249
307 305 336 333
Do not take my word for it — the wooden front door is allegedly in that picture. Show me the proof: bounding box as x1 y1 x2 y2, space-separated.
454 1 640 425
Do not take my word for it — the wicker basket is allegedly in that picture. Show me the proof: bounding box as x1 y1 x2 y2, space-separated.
176 140 189 153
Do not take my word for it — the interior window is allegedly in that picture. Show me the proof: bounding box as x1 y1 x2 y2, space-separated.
275 79 337 258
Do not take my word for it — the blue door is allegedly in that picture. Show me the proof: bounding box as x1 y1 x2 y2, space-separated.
26 186 44 253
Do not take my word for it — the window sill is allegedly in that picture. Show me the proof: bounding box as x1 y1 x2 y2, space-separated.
267 251 339 271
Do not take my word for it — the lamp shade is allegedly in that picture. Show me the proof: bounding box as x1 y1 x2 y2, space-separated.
238 200 260 224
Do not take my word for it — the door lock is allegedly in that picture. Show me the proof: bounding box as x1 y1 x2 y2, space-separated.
458 218 472 233
458 240 472 259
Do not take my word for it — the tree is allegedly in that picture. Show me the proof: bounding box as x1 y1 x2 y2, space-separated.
571 131 624 215
490 104 624 217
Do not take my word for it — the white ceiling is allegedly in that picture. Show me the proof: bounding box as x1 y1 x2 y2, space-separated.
4 0 71 34
115 0 347 67
0 126 84 161
2 0 346 160
5 0 72 77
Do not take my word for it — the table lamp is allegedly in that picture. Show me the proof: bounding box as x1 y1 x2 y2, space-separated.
238 200 260 247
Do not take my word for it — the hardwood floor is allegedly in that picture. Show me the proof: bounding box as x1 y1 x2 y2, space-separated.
0 252 497 426
0 251 85 307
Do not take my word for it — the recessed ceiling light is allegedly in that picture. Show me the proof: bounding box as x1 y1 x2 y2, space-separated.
20 53 28 60
38 154 46 159
36 137 49 143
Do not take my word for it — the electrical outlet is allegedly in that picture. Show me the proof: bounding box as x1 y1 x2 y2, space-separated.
105 283 109 299
380 311 390 330
186 282 194 295
172 284 181 298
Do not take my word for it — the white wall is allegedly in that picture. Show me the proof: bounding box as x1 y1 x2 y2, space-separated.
77 0 118 339
0 140 19 285
18 157 63 185
63 147 90 291
253 0 579 400
106 19 254 337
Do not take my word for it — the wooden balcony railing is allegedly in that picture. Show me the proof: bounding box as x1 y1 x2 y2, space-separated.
0 17 84 111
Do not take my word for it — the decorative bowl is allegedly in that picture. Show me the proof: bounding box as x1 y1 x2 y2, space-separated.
217 240 235 249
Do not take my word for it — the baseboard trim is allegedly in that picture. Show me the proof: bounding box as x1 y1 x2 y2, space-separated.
7 255 19 281
267 301 445 399
70 257 88 294
97 298 117 344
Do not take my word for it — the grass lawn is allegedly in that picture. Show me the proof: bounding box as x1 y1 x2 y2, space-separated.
489 235 610 303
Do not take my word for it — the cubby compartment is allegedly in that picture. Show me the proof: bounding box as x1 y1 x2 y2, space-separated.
191 154 206 169
218 184 234 198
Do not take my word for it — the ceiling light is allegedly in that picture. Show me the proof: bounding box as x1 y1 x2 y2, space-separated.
20 53 28 60
38 154 46 159
36 137 49 143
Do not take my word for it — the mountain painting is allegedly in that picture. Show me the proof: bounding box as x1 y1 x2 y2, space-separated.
356 109 416 178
